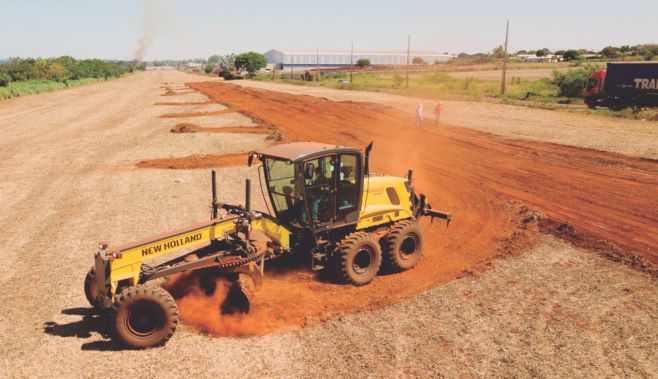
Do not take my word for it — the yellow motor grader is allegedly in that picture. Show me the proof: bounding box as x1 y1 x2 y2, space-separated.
85 142 450 348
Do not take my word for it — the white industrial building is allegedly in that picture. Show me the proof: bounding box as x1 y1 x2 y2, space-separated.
264 49 454 70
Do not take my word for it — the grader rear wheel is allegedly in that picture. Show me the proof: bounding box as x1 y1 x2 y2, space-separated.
83 266 100 308
335 232 382 286
113 285 179 349
383 220 424 272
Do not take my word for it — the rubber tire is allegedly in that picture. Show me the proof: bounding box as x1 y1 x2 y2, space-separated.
113 285 179 349
84 266 100 308
383 220 423 272
335 232 382 286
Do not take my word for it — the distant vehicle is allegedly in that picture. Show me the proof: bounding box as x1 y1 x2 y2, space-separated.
584 62 658 110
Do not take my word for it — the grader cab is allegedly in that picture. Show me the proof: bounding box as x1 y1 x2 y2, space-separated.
85 142 451 348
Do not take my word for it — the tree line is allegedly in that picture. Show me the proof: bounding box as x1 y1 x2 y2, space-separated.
0 57 145 86
513 44 658 61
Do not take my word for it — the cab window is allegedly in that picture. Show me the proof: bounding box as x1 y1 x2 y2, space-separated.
265 158 304 225
304 156 335 224
336 154 360 222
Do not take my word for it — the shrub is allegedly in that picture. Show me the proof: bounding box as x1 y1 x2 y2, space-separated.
356 58 371 67
0 73 10 87
322 71 347 80
412 57 427 65
551 67 596 97
204 64 215 74
392 74 404 88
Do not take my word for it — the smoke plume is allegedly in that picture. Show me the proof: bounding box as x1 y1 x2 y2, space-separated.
134 0 174 62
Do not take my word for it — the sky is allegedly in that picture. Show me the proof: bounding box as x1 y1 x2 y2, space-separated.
1 0 657 60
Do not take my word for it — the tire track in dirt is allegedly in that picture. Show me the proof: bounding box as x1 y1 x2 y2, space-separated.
142 82 536 336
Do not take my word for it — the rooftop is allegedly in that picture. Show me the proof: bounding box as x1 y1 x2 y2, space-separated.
267 48 452 56
252 142 359 162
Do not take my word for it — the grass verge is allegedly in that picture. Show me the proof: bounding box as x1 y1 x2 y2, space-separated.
252 71 658 121
0 78 108 101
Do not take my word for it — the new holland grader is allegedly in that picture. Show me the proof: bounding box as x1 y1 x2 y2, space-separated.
84 142 451 348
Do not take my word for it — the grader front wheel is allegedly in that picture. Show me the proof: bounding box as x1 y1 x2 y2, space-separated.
335 232 382 286
83 266 100 308
113 285 179 349
383 220 424 272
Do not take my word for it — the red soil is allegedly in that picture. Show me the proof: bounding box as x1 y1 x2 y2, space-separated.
169 123 273 135
136 153 248 169
188 82 657 265
160 109 237 118
153 81 656 337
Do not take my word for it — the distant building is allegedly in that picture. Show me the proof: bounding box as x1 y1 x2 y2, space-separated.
515 54 563 63
264 49 455 70
185 62 204 70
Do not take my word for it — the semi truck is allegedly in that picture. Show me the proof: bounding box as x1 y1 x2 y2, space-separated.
584 62 658 110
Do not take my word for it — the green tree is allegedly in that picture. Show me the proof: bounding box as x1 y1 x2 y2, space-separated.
600 46 620 58
535 48 551 57
208 54 221 64
412 57 427 65
562 50 580 61
491 45 506 59
356 58 371 67
235 52 267 76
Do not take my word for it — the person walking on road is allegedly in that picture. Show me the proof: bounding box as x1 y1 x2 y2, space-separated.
415 102 424 128
434 101 443 124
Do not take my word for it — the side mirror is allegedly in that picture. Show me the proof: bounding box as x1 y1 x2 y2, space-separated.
304 162 315 180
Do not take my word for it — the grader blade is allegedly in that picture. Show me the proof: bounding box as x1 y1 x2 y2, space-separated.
221 271 261 314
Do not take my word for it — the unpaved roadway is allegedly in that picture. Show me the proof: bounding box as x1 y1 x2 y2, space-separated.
191 81 658 264
0 70 656 378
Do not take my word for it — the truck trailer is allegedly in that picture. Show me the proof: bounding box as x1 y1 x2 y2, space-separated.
584 62 658 110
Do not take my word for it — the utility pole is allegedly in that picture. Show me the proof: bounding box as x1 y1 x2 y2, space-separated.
406 34 410 89
316 47 320 81
500 20 509 95
350 42 354 83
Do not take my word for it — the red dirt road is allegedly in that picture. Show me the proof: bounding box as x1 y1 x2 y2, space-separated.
188 82 657 265
144 83 658 335
148 81 658 336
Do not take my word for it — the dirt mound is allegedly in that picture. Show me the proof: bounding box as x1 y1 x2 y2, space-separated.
170 123 200 133
160 109 236 118
136 153 249 169
169 122 273 135
539 218 657 275
155 101 211 106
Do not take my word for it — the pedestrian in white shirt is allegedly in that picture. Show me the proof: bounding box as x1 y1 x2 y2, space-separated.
415 102 424 128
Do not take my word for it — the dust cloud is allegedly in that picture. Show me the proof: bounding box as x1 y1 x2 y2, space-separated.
164 271 280 337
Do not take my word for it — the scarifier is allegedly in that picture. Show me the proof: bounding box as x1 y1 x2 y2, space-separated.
85 142 451 348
